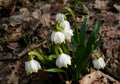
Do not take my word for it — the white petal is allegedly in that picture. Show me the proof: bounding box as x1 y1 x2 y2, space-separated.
98 58 106 68
56 53 71 68
25 62 32 73
51 31 65 44
25 60 41 74
33 60 41 69
60 20 70 29
92 58 106 69
51 31 55 41
61 28 73 41
56 56 63 68
56 13 64 22
92 59 101 69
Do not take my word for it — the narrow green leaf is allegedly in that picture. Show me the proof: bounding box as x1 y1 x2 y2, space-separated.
64 7 76 21
74 0 84 11
45 54 57 61
94 39 103 49
61 43 70 55
80 18 87 46
94 20 101 38
87 20 101 47
44 68 65 73
50 42 56 54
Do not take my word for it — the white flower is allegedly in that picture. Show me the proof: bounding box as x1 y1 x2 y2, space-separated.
61 28 73 41
25 59 41 74
51 31 65 44
92 58 106 69
56 13 64 22
56 53 71 68
60 20 70 29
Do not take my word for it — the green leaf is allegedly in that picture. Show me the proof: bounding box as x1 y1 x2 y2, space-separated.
45 54 57 61
79 18 87 46
74 20 101 82
74 0 84 11
94 39 103 49
50 42 56 54
112 0 120 4
61 43 70 55
29 50 44 60
44 68 65 73
94 20 101 38
64 7 76 21
87 20 101 47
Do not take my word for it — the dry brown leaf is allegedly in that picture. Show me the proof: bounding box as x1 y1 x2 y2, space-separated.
0 0 13 7
114 4 120 12
79 71 120 84
9 32 22 42
32 9 41 19
94 0 110 10
40 13 51 27
6 62 20 84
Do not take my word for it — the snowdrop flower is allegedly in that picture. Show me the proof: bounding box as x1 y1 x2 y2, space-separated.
61 28 73 41
25 59 41 74
56 53 71 68
92 58 106 69
51 31 65 44
56 13 65 23
60 20 70 29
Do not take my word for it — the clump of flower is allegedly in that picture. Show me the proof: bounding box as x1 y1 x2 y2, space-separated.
24 7 102 84
51 13 73 44
51 13 73 68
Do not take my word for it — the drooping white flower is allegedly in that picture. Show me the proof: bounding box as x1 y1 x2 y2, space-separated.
61 28 73 41
60 20 71 29
25 59 41 74
92 58 106 69
56 53 71 68
56 13 65 23
51 31 65 44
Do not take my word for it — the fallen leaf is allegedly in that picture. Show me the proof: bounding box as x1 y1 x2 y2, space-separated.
79 71 120 84
114 4 120 12
32 9 41 19
94 0 110 10
40 13 51 27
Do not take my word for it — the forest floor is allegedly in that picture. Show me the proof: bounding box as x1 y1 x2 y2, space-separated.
0 0 120 84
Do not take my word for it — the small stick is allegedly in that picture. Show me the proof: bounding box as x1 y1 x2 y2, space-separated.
0 43 42 62
101 68 120 81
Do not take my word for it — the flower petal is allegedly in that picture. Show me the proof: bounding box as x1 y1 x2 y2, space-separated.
56 13 64 22
60 20 70 29
51 31 65 44
25 60 41 74
92 58 106 69
56 53 71 68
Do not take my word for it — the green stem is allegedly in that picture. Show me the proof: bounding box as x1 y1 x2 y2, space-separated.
58 47 63 54
55 44 60 56
28 55 33 61
55 21 61 31
96 54 100 59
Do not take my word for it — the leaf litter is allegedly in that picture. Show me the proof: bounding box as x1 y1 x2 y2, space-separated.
0 0 120 84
